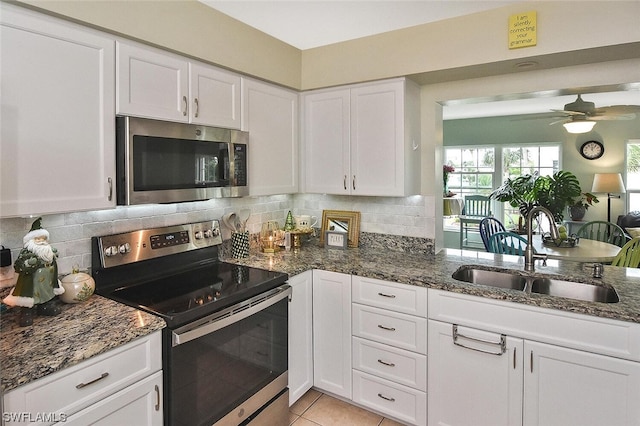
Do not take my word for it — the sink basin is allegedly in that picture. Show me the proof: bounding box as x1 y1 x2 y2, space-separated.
531 278 619 304
452 267 527 291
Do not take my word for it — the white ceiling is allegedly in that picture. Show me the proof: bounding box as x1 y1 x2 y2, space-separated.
200 0 525 50
200 0 640 119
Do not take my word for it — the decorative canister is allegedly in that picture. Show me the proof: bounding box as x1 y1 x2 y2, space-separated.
59 267 95 303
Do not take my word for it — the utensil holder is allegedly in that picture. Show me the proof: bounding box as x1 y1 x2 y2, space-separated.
231 231 250 258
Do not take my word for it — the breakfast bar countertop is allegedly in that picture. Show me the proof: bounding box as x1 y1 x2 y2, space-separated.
223 242 640 325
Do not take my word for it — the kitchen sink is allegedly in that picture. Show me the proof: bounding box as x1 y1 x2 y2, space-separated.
530 278 619 304
451 267 527 291
452 266 619 304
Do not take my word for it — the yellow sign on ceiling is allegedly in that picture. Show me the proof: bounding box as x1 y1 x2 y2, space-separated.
509 11 537 49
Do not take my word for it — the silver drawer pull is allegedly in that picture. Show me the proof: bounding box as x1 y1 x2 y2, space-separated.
377 292 396 298
378 393 395 402
76 372 109 389
452 324 506 356
378 324 396 331
155 385 160 411
377 359 396 367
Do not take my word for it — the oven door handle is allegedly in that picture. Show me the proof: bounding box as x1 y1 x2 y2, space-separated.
171 284 291 347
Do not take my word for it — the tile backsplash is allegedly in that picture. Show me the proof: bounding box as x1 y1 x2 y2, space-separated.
0 194 434 275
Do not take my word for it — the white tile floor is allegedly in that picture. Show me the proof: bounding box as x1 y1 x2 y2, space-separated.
289 389 406 426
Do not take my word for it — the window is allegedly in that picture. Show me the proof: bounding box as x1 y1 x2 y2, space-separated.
500 144 560 228
444 147 495 197
627 140 640 211
443 144 561 229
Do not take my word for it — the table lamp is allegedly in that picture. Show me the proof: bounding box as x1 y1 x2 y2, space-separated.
591 173 626 223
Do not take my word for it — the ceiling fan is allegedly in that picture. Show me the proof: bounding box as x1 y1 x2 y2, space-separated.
517 94 639 133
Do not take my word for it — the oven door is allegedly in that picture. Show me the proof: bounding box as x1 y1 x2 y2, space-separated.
164 285 291 426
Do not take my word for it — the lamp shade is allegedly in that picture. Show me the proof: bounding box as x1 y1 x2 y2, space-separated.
563 120 596 134
592 173 626 194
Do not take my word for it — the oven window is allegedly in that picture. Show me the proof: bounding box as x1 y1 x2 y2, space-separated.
167 297 288 426
133 136 229 191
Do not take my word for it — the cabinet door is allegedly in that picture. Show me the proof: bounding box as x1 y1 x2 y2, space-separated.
302 89 350 194
312 270 352 399
242 79 299 196
190 62 241 128
350 81 404 196
0 4 115 217
61 371 163 426
288 271 313 405
116 41 189 121
428 320 524 426
524 340 640 426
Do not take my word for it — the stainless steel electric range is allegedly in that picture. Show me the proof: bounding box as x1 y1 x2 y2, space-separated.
91 220 290 426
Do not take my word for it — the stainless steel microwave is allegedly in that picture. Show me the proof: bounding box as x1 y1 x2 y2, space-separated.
116 116 248 205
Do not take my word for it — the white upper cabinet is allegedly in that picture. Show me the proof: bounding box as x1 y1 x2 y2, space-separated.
242 78 299 196
117 41 241 129
302 78 420 196
0 3 116 218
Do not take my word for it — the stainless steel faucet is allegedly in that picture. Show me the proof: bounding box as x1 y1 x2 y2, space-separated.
524 206 560 272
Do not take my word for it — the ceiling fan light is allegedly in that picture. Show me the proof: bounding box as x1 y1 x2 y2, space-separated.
563 120 596 134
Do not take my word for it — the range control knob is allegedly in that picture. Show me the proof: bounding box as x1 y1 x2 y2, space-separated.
194 231 204 240
104 245 119 257
119 243 131 254
203 229 213 238
211 228 220 237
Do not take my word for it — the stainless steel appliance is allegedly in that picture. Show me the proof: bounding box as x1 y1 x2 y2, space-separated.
91 221 289 426
116 116 249 205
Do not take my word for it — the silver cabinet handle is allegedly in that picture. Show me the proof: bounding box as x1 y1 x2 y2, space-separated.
452 324 506 356
377 359 396 367
378 324 396 331
155 384 160 411
378 393 395 402
182 95 188 116
107 177 113 201
352 175 356 190
530 350 534 373
194 97 199 118
343 175 347 190
76 372 109 389
513 347 517 369
378 292 396 298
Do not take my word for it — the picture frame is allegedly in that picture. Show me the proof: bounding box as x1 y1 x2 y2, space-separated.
320 210 361 248
324 231 348 249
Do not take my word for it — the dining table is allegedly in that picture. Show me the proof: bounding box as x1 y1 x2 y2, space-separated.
532 234 621 263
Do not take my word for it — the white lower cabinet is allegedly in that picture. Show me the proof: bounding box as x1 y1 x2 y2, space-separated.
3 331 163 426
288 270 314 405
312 270 352 399
352 276 427 426
428 289 640 426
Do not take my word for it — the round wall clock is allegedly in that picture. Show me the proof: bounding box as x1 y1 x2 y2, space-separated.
580 140 604 160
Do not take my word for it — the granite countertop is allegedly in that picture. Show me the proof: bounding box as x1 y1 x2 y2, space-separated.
0 295 165 393
223 241 640 324
3 237 639 394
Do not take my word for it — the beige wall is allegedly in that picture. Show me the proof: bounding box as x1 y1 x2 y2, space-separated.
18 1 640 91
301 1 640 89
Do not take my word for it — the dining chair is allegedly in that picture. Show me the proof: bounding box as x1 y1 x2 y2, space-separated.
479 217 506 251
459 195 492 249
487 231 529 255
575 221 630 248
611 237 640 268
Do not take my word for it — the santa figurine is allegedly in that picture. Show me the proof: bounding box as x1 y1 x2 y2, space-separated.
3 217 65 326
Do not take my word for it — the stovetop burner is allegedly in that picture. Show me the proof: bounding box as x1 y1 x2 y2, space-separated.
91 221 288 328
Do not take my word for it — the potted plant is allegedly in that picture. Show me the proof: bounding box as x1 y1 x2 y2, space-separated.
490 170 583 224
568 192 599 221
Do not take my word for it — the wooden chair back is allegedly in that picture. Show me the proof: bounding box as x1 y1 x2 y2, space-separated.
576 221 630 248
479 217 506 251
487 231 529 256
611 237 640 268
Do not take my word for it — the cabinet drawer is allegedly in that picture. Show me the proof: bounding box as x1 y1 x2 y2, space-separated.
352 276 427 316
352 337 426 391
4 332 161 423
352 370 426 426
352 304 427 354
